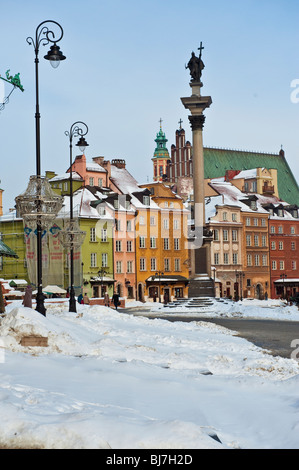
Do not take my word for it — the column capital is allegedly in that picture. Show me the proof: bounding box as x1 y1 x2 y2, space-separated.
188 114 206 131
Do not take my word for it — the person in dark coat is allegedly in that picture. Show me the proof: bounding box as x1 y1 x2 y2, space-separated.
22 285 32 308
112 292 120 310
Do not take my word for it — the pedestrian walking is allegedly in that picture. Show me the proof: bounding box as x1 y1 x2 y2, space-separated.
83 293 90 305
104 291 110 307
22 285 33 309
112 291 120 310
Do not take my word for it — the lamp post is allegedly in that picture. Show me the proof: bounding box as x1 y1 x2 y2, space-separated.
16 22 66 316
280 273 287 299
236 271 245 301
155 271 164 303
65 122 89 312
98 267 107 298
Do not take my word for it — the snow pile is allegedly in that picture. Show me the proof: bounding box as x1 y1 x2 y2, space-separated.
0 302 299 449
134 298 299 321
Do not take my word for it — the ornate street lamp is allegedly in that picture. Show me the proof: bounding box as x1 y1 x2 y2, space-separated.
60 122 88 312
16 21 66 316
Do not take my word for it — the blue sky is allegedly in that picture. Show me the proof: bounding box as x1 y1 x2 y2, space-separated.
1 0 299 211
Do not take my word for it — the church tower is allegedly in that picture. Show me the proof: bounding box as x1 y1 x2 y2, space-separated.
152 119 170 182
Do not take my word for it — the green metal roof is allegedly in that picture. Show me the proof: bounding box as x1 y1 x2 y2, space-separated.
0 240 18 258
203 147 299 205
153 127 170 159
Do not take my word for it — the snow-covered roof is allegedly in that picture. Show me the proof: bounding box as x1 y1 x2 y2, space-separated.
86 162 107 173
49 172 82 182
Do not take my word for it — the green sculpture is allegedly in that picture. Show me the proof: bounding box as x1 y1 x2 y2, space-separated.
0 69 24 92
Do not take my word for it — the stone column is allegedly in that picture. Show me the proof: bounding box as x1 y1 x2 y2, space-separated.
181 82 213 284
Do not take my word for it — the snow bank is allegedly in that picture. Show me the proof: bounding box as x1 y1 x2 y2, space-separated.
0 302 299 449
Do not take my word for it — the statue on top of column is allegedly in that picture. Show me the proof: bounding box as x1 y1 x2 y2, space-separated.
185 42 205 83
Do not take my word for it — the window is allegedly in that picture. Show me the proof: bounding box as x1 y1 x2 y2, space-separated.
163 238 169 250
116 261 122 274
139 216 145 225
164 258 170 271
246 235 251 246
163 218 169 229
127 261 133 273
271 241 276 250
98 205 106 216
164 201 168 208
232 253 238 265
262 235 267 247
232 230 238 242
214 253 219 265
139 236 146 248
246 218 251 226
279 241 283 250
98 178 103 187
272 260 277 270
101 229 107 242
223 230 228 242
143 195 150 205
150 237 156 248
173 219 179 230
174 238 180 250
174 258 181 272
90 227 96 242
89 177 94 186
114 199 120 210
115 219 121 231
214 229 219 241
252 181 257 192
223 253 229 265
232 213 237 222
223 212 227 221
254 255 260 266
247 279 251 287
261 218 266 227
150 216 156 226
247 255 252 266
279 260 284 270
254 235 259 247
91 253 97 267
116 240 122 252
292 260 297 270
63 181 68 191
127 240 133 252
150 258 156 271
126 220 132 232
253 218 258 226
278 209 283 217
250 200 257 210
102 253 108 267
278 226 283 234
291 226 296 234
262 255 267 266
270 226 275 234
140 258 146 271
291 241 296 250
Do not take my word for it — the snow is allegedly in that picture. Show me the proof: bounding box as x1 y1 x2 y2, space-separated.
1 298 299 449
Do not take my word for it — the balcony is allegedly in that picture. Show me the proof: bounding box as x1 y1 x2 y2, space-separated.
262 184 275 195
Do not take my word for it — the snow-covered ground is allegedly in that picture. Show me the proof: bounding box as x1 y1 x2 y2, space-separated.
0 298 299 449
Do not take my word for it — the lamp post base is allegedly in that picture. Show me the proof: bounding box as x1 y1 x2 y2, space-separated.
36 293 46 316
69 287 77 313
